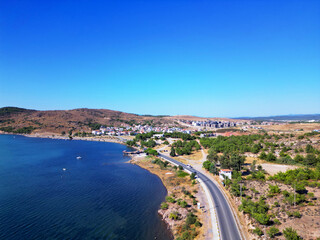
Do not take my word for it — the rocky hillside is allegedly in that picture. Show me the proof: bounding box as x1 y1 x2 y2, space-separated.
0 107 177 134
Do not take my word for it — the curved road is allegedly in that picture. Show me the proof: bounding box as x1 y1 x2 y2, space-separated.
159 154 242 240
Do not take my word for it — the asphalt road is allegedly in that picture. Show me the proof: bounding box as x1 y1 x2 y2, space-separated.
159 154 242 240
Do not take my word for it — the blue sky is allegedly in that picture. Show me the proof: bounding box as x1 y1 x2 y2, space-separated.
0 0 319 117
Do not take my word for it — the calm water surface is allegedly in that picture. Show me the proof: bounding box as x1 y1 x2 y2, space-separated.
0 134 172 240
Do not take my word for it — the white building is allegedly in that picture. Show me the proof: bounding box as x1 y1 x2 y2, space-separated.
92 130 102 135
219 169 232 180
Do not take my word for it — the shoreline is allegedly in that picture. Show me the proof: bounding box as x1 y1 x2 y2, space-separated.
130 155 208 240
0 132 128 146
2 132 208 238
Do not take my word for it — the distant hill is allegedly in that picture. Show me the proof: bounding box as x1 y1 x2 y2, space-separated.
0 107 35 116
0 107 177 134
235 114 320 121
0 107 242 135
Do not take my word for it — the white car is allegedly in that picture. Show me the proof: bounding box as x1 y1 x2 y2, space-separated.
186 164 192 168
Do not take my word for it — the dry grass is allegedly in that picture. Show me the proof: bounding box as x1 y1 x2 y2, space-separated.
259 123 320 133
245 156 267 164
185 151 203 161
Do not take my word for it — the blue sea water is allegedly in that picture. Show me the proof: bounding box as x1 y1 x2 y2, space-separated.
0 134 172 240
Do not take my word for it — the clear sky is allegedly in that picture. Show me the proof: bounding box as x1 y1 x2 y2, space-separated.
0 0 319 117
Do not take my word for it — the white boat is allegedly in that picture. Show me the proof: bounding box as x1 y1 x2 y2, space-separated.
76 156 82 159
62 168 67 171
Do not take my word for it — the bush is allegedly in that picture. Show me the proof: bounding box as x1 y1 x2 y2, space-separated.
266 153 277 162
179 200 188 208
194 221 202 227
193 199 197 205
253 213 270 225
177 170 189 178
252 227 263 236
166 196 176 203
190 172 196 180
267 226 279 238
160 202 168 210
287 211 301 218
239 198 270 225
169 212 179 220
273 218 281 225
283 227 302 240
144 148 158 156
185 213 197 225
273 201 280 207
268 184 281 196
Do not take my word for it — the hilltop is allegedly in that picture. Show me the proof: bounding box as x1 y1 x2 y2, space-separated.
0 107 179 134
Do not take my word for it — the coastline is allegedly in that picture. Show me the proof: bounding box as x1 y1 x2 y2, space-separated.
130 155 208 240
0 131 128 146
1 132 209 239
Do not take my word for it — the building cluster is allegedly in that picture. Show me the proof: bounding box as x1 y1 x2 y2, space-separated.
180 119 240 128
91 125 192 136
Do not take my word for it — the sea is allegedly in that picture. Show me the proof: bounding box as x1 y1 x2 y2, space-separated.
0 134 172 240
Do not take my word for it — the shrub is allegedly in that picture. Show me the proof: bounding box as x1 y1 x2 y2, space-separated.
177 170 189 178
185 213 197 225
144 148 158 156
166 196 176 203
267 226 279 238
160 202 168 210
251 170 266 180
252 227 263 236
266 153 277 162
194 221 202 227
273 218 281 225
193 199 197 205
283 227 302 240
268 184 281 196
190 172 196 180
239 198 270 225
287 211 301 218
179 200 188 208
253 213 270 225
259 151 267 160
273 201 280 207
169 212 179 220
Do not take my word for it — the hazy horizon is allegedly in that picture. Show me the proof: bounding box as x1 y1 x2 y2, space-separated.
1 0 319 117
1 105 319 119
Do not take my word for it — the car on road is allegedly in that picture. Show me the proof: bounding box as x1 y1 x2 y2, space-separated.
186 164 192 168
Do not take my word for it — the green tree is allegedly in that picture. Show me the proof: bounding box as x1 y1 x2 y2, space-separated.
230 153 245 171
253 227 263 236
160 202 168 210
283 227 302 240
266 153 277 162
251 159 257 172
203 161 212 171
207 152 219 163
259 151 267 160
294 154 304 163
170 147 176 157
267 226 279 238
305 144 314 153
190 172 196 180
305 154 317 166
